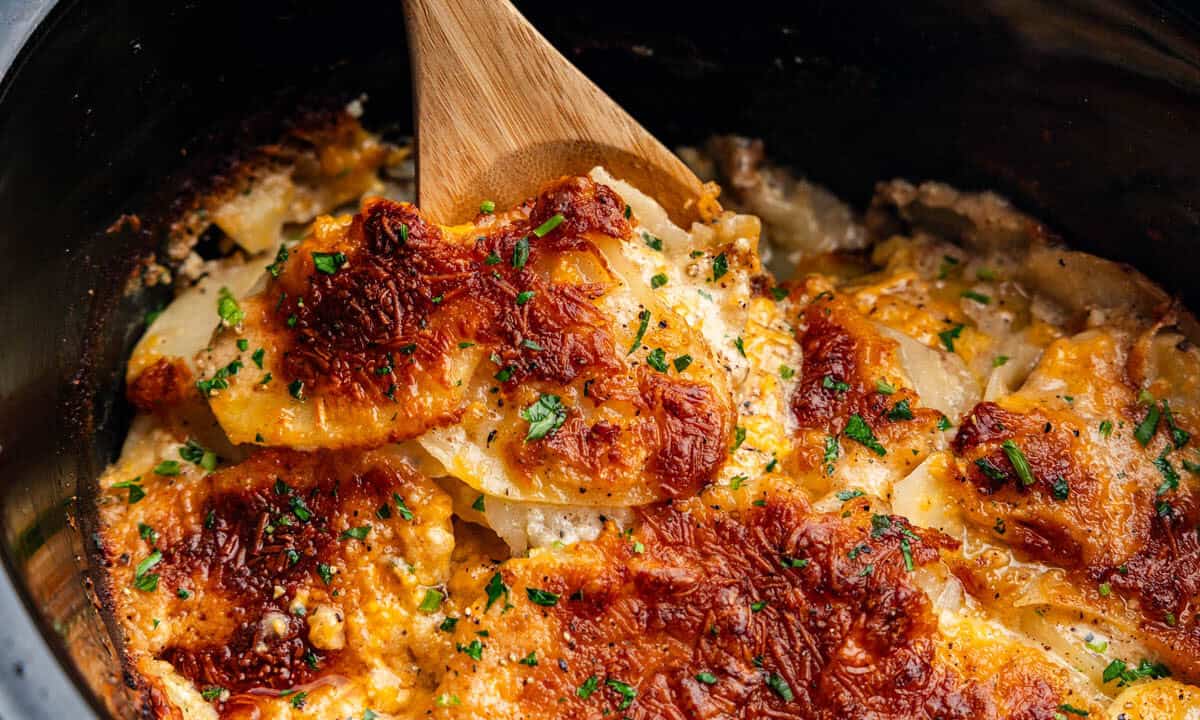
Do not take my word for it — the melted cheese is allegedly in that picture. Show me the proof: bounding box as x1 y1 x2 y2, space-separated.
98 143 1200 719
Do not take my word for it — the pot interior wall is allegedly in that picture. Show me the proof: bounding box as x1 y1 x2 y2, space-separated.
0 0 1196 715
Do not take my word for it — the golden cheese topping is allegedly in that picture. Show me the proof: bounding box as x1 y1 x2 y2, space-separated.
432 479 1096 719
202 177 734 507
99 447 455 718
96 126 1200 720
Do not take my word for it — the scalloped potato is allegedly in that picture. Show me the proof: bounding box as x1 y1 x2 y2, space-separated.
98 119 1200 719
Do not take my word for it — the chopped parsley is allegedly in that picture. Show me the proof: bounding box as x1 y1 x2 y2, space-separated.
1102 658 1170 685
642 231 663 251
526 587 559 606
179 439 217 472
733 336 746 357
938 323 965 353
876 379 896 395
993 355 1009 367
823 435 840 475
836 488 863 502
196 358 243 397
251 347 265 368
396 492 415 520
673 354 693 372
695 672 718 685
485 250 501 265
961 289 991 304
1134 403 1161 446
288 379 305 400
779 365 795 380
577 676 599 699
900 537 914 572
822 375 849 392
1051 476 1070 501
1161 399 1191 448
316 563 334 585
886 399 913 422
646 348 669 372
133 550 161 592
765 673 793 701
479 200 495 213
521 394 567 441
439 617 459 632
770 286 788 301
312 251 347 275
471 494 486 512
1057 703 1089 717
266 244 289 277
1099 420 1113 438
780 556 809 569
712 253 728 281
290 494 313 522
731 426 747 453
456 639 483 660
201 686 224 702
112 479 145 504
533 213 564 237
511 236 530 269
519 651 538 666
651 273 668 289
217 287 244 326
153 460 181 477
1153 446 1180 495
936 415 952 431
627 309 651 355
1001 439 1035 486
843 414 885 456
515 290 535 305
606 679 637 710
340 525 371 541
975 457 1007 482
484 572 510 612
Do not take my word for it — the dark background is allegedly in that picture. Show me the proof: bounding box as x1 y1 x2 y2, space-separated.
0 0 1197 715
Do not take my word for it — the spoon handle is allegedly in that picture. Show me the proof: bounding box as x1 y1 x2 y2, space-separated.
403 0 702 223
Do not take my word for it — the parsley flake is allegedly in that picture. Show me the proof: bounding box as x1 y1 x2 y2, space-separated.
312 251 347 275
843 414 886 456
521 394 567 441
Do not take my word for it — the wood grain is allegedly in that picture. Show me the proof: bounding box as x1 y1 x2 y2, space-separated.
402 0 703 225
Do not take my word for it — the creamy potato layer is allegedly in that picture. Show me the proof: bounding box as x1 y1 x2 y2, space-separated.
96 112 1200 719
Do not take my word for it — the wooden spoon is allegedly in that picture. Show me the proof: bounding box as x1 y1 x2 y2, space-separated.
402 0 704 225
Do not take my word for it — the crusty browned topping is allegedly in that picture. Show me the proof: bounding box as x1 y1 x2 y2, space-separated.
267 177 731 495
952 402 1096 567
952 400 1200 679
790 290 940 435
436 490 1066 719
127 358 193 411
277 178 635 402
149 450 421 696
